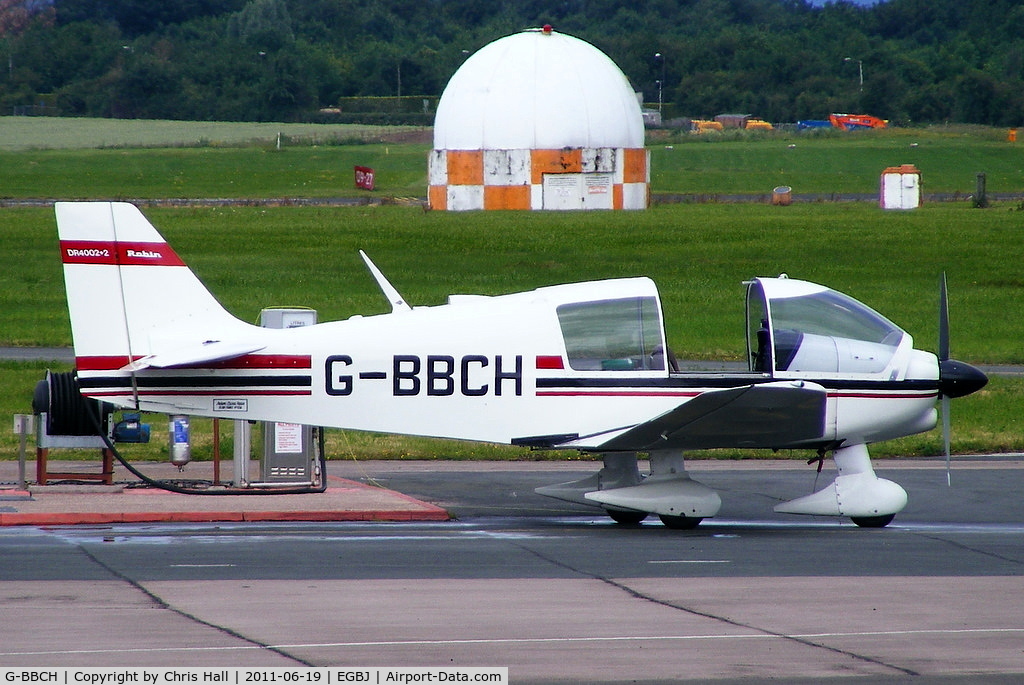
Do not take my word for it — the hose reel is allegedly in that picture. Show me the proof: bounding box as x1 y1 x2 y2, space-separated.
32 370 113 437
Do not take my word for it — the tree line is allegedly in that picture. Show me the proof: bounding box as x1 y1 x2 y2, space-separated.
1 0 1021 126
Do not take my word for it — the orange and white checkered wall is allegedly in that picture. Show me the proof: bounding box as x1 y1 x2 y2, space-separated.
428 147 649 210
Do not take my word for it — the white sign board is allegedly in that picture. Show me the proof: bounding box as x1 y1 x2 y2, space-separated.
542 173 613 210
274 422 304 454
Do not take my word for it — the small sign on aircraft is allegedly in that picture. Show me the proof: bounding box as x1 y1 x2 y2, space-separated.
54 202 987 528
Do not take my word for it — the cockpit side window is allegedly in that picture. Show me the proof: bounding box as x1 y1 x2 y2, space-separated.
557 297 666 371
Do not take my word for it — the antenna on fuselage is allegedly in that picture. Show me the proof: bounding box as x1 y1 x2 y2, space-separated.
359 250 412 313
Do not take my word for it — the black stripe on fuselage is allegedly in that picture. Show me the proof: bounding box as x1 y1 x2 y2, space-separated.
536 375 940 393
77 374 312 389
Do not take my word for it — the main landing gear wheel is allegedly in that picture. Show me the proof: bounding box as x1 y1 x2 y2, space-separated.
850 514 896 528
606 509 649 525
659 514 703 529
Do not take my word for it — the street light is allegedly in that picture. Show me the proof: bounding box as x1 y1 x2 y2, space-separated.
654 52 666 114
843 57 863 91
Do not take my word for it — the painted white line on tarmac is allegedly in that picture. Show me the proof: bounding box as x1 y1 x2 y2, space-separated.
4 627 1023 658
648 559 731 564
273 627 1024 650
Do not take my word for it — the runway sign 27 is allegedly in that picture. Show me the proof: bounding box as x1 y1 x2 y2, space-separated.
354 166 375 190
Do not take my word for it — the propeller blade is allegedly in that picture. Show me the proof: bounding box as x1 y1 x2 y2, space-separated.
935 273 987 486
942 395 951 487
940 273 951 486
939 272 950 362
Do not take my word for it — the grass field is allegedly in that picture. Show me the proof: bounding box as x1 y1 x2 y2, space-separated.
0 145 430 200
1 119 1022 199
5 202 1021 360
1 118 1022 462
0 116 424 151
650 129 1024 195
4 201 1022 461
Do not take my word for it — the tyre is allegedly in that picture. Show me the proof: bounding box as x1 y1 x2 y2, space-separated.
607 509 648 525
850 514 895 528
658 514 703 529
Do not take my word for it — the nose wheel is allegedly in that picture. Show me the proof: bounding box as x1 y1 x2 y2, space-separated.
659 514 703 529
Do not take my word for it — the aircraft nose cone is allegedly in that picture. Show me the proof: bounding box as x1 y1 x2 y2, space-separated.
939 359 988 398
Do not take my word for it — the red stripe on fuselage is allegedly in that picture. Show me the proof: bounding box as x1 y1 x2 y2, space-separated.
202 355 311 369
76 356 140 370
537 390 702 398
76 354 312 371
536 355 565 370
829 391 938 400
537 388 937 399
85 389 312 397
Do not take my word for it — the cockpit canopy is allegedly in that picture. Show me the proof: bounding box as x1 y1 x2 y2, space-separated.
747 277 907 376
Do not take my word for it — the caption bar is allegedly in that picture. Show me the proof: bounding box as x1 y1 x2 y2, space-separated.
1 669 507 685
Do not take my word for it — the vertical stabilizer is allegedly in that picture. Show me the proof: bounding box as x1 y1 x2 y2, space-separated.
55 202 252 370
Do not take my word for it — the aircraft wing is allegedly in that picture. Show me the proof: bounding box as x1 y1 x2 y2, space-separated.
595 381 828 452
121 341 266 371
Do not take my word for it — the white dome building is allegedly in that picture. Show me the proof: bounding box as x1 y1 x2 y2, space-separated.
428 26 649 211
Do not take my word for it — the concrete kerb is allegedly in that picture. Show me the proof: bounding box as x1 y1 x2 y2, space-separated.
0 459 450 527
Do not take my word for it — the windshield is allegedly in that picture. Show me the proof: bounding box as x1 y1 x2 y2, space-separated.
771 289 903 344
749 279 905 375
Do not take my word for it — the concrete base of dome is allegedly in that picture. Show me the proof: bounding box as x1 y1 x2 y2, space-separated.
428 147 649 211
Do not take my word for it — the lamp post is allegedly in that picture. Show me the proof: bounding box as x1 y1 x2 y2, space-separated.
843 57 863 91
654 52 665 114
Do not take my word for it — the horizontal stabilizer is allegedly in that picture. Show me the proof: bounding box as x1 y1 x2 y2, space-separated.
597 380 827 452
121 341 265 371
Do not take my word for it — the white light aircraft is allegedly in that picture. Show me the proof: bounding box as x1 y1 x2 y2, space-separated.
55 202 987 528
